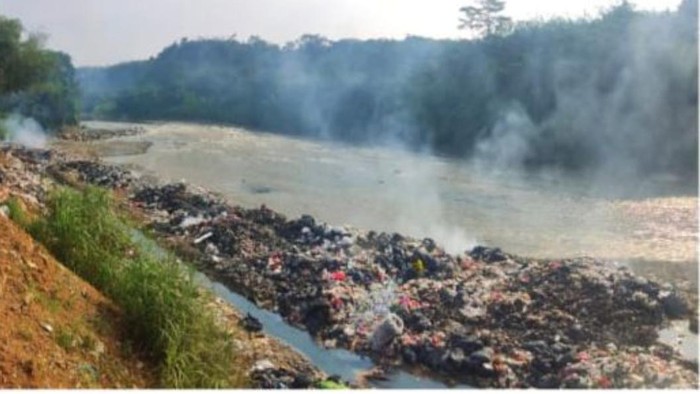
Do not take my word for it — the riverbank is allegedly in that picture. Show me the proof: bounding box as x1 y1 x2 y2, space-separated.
0 144 327 388
0 214 155 388
3 132 698 388
40 130 700 387
114 181 700 388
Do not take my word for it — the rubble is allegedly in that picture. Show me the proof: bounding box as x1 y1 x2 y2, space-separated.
1 144 698 388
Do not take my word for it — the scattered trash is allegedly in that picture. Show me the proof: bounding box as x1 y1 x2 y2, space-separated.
371 313 404 352
251 359 275 372
1 144 697 389
193 232 213 245
242 312 263 333
316 378 349 389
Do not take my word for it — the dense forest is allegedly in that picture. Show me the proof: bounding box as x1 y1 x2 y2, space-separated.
0 15 79 134
79 1 698 181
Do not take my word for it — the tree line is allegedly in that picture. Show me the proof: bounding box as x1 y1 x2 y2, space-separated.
79 1 697 181
0 15 79 133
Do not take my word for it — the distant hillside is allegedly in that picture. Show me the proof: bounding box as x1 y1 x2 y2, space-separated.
78 1 697 183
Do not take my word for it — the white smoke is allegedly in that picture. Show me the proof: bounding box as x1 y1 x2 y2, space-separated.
472 103 538 172
1 114 47 148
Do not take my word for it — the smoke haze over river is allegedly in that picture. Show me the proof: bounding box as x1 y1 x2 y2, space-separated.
91 121 697 267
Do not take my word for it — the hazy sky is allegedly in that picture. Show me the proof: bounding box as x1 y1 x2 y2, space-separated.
0 0 683 66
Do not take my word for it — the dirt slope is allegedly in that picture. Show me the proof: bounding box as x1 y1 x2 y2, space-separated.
0 214 154 388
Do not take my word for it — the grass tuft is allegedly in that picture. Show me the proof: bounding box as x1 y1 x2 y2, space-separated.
55 327 76 351
5 196 30 229
24 186 241 388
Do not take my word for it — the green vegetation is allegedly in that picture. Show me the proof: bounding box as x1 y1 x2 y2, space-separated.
55 326 77 351
22 186 241 388
316 379 349 389
79 0 697 182
0 15 79 130
5 196 30 228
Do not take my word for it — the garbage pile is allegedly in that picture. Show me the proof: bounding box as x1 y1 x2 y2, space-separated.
0 144 55 205
116 182 698 388
4 147 696 388
49 160 140 189
57 125 145 141
0 147 331 387
249 364 319 389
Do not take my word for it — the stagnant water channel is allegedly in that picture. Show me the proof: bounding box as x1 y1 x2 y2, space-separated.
131 228 469 388
96 121 696 386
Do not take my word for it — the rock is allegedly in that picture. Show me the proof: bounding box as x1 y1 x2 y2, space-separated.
40 322 53 333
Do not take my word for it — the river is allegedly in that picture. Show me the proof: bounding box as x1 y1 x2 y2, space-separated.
88 120 697 268
83 120 697 379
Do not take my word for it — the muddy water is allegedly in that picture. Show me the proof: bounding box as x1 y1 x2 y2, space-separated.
93 121 697 267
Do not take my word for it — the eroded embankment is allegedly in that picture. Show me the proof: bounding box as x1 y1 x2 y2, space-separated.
2 142 699 388
0 213 154 388
0 145 326 389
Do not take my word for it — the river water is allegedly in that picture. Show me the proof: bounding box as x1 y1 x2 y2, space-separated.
87 120 697 379
91 121 697 267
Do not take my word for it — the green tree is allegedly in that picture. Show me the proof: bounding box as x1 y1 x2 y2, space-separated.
459 0 513 37
0 16 53 94
0 15 79 130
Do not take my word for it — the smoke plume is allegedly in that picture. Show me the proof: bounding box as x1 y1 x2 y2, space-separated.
1 114 48 148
